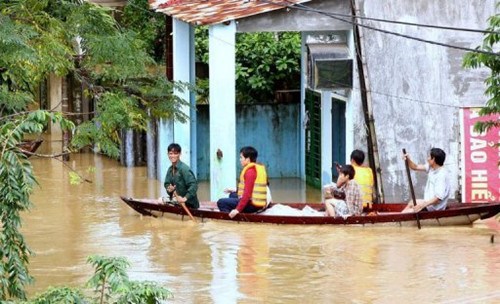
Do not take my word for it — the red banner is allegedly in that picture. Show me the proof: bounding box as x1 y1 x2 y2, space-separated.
461 107 499 203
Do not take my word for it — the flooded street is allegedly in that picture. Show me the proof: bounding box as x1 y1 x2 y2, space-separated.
22 142 499 303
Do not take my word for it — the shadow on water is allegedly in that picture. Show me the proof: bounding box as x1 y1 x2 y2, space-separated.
19 138 500 303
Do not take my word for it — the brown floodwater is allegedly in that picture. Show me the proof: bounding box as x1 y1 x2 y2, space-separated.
21 140 500 303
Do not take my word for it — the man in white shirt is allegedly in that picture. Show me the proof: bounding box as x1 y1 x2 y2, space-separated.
402 148 450 213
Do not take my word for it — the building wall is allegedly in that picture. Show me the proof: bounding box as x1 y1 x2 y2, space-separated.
237 0 352 32
359 0 496 202
237 0 496 202
196 103 300 180
145 0 495 203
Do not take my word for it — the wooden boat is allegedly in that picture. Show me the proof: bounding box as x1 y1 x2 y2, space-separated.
18 139 43 157
120 196 500 227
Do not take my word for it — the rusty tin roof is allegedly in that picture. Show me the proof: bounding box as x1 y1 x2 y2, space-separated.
149 0 311 26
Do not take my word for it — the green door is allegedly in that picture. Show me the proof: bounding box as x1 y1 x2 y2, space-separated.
331 97 346 182
305 89 321 188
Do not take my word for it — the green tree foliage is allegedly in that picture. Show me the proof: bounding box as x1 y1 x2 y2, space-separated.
196 29 301 104
463 12 500 133
0 0 187 300
236 32 301 103
24 287 87 304
0 111 74 300
24 256 172 304
121 0 167 63
1 0 190 159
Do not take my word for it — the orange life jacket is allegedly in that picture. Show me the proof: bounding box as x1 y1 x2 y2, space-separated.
237 163 268 208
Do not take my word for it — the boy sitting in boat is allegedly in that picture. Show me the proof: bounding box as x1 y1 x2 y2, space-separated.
324 165 363 218
217 146 269 218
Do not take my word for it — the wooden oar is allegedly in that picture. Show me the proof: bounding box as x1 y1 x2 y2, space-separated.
173 192 197 223
402 148 421 229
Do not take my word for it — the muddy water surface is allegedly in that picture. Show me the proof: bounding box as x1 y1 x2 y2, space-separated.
22 142 500 303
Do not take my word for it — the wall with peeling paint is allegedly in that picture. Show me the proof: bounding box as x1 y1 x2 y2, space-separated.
359 0 496 202
237 0 352 32
237 0 496 202
196 103 300 180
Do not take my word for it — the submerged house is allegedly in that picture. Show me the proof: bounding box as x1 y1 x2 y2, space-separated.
40 1 496 202
148 0 497 203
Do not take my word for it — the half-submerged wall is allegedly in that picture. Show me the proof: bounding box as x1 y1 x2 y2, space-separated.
196 102 300 180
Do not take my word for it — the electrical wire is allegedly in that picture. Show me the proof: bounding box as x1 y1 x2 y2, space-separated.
130 0 499 56
132 0 498 34
289 1 498 34
262 0 499 57
124 0 489 110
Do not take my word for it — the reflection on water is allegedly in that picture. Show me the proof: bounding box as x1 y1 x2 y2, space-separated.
20 140 500 303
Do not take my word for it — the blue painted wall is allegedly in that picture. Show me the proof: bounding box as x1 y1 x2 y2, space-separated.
196 103 300 180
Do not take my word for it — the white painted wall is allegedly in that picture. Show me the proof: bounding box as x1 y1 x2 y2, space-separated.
320 90 333 185
209 22 237 201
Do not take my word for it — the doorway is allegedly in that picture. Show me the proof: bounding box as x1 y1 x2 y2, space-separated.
331 97 346 181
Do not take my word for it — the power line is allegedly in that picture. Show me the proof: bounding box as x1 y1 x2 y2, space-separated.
264 0 499 57
289 1 498 35
132 0 498 56
124 1 486 110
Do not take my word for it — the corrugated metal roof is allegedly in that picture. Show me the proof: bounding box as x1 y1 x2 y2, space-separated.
149 0 311 26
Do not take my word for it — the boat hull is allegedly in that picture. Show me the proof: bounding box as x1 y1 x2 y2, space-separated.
18 139 43 157
120 197 500 227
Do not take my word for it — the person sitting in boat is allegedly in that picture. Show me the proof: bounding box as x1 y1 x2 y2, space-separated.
324 165 363 218
349 149 374 208
217 146 269 218
402 148 450 213
162 143 199 209
334 150 374 208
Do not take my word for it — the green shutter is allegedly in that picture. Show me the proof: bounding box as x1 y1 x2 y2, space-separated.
305 89 321 189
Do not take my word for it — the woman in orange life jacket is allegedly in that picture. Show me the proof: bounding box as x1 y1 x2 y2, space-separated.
217 146 268 218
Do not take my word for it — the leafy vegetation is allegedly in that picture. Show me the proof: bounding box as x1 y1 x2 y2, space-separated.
463 12 500 133
0 0 185 300
195 29 301 103
23 256 172 304
121 0 167 63
3 1 296 301
0 111 74 301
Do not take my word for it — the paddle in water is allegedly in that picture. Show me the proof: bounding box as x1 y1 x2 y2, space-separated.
173 191 197 223
403 148 421 229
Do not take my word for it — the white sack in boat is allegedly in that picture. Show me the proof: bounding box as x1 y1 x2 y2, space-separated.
261 204 324 216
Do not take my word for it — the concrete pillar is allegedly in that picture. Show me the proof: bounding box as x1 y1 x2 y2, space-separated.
157 18 195 194
157 119 174 190
209 22 236 201
321 91 333 186
48 74 62 138
300 32 308 180
173 19 195 165
146 114 157 179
